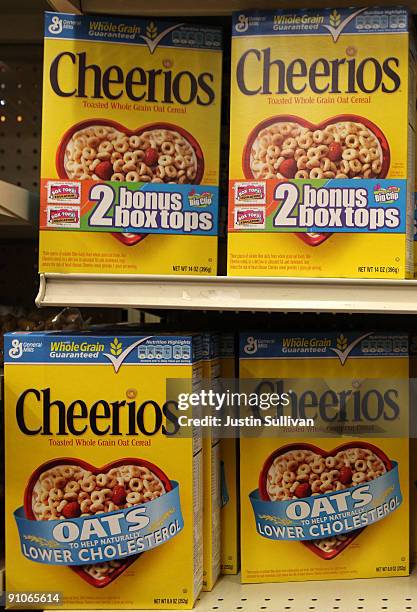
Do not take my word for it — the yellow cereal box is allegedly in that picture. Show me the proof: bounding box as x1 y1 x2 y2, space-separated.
409 334 417 563
201 333 221 591
414 121 417 276
5 330 203 609
219 333 239 574
228 8 416 279
40 12 222 276
239 331 409 582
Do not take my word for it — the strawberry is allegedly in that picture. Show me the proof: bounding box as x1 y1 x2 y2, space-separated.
94 161 113 180
144 147 159 166
339 466 353 485
62 501 81 518
294 483 312 499
112 485 127 505
328 142 343 162
279 158 297 179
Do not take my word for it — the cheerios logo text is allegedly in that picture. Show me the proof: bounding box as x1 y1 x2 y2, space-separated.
49 51 216 106
236 51 401 96
253 379 401 423
15 388 180 437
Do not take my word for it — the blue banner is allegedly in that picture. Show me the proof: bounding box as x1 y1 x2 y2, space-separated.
250 464 401 541
232 180 407 235
85 183 219 237
232 8 408 38
273 180 406 235
15 482 183 566
239 331 408 360
45 13 222 50
4 333 198 366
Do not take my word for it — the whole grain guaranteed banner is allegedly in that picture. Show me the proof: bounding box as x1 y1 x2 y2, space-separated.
40 13 222 275
228 7 416 279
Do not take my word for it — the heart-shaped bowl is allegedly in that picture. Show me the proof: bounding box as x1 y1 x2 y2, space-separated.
243 114 390 248
56 118 205 185
56 119 205 247
24 457 172 587
258 441 392 560
243 113 390 181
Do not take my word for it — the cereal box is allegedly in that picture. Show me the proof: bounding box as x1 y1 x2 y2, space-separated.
239 331 409 582
409 333 417 563
201 333 221 591
5 330 203 609
219 333 239 574
414 116 417 276
228 8 416 279
40 13 222 276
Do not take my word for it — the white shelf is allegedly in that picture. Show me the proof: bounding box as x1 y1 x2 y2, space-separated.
37 273 417 314
0 181 38 239
196 571 416 612
47 0 417 16
57 570 417 612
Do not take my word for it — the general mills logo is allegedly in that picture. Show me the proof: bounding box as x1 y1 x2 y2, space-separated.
244 336 258 354
235 14 249 33
48 15 63 35
8 338 23 359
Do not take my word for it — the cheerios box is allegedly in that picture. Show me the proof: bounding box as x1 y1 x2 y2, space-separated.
228 8 416 279
5 330 203 609
40 12 222 276
219 333 239 574
413 116 417 276
239 331 409 582
201 333 221 591
409 333 417 563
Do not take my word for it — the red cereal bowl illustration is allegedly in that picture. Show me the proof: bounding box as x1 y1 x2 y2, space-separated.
259 442 392 560
56 119 205 247
243 114 390 247
24 457 172 587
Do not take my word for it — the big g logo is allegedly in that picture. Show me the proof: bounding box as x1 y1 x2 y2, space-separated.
244 336 258 354
48 15 63 35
